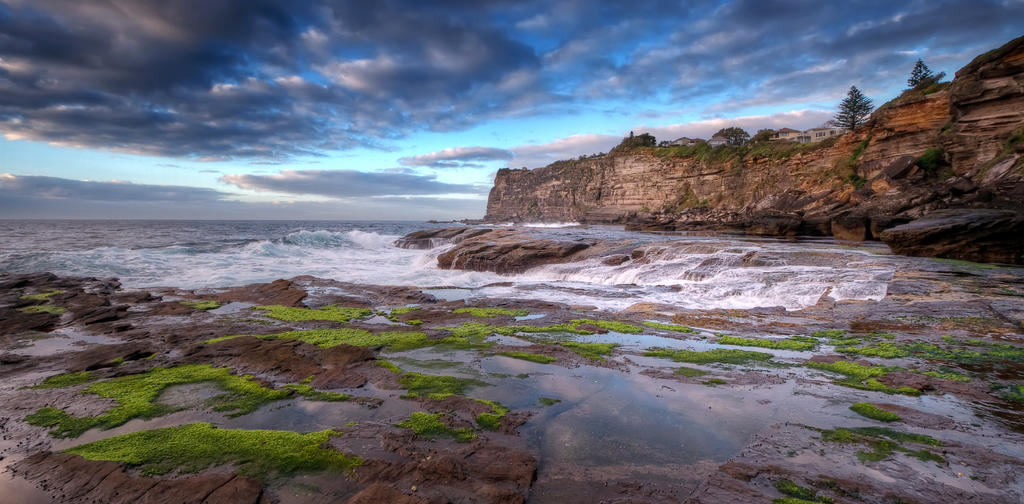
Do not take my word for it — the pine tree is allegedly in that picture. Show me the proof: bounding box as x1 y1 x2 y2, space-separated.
832 86 873 130
908 59 934 88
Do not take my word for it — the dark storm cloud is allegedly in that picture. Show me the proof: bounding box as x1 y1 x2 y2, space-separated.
220 169 484 197
0 173 229 201
1 0 1021 161
398 147 514 168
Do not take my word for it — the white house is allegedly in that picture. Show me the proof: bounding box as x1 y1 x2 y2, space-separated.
804 126 846 141
770 128 802 142
708 134 729 147
669 137 704 146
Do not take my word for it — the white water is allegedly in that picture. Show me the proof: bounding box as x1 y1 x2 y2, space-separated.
0 221 899 311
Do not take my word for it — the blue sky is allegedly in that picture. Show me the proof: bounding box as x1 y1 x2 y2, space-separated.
1 0 1022 219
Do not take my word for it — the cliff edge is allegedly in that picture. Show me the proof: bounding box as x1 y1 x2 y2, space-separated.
484 36 1024 263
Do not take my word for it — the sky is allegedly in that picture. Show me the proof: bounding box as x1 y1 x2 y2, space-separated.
1 0 1022 220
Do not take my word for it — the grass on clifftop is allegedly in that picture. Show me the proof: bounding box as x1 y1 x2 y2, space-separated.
644 347 773 365
849 403 901 422
396 412 476 442
453 307 529 318
25 364 294 438
252 304 372 323
64 422 361 478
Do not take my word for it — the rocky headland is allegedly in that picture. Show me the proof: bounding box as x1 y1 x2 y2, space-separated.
484 36 1024 264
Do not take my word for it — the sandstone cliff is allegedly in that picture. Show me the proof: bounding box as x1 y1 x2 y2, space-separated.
484 36 1024 263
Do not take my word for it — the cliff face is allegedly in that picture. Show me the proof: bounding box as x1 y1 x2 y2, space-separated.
485 36 1024 260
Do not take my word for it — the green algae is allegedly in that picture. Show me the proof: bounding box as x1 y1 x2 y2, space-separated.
819 426 943 465
717 334 816 351
810 329 846 339
396 412 476 442
25 364 292 438
645 347 773 365
900 340 1024 363
64 422 361 478
17 305 66 315
206 329 430 350
774 479 832 503
453 307 529 318
849 403 901 422
806 361 919 396
374 360 403 374
702 378 727 386
252 304 372 323
496 351 556 364
19 289 64 301
642 321 695 333
473 399 510 430
673 366 710 377
385 306 422 324
1001 385 1024 403
559 341 618 361
571 319 643 333
538 397 561 406
398 372 487 400
282 384 350 402
180 300 221 310
835 342 908 358
34 371 95 389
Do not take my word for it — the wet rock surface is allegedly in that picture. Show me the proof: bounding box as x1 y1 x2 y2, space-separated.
1 264 1022 503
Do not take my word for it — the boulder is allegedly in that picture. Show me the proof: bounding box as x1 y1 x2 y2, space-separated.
880 208 1024 264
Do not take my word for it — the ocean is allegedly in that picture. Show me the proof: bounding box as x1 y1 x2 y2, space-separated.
0 219 901 311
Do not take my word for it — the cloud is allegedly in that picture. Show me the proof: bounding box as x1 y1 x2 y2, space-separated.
0 0 1021 164
398 147 514 168
219 169 484 198
0 173 485 220
0 173 229 202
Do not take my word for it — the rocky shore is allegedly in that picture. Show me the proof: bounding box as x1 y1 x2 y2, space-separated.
2 229 1023 503
483 36 1024 264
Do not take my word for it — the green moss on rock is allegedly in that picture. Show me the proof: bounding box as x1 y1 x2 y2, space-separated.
398 372 487 399
645 347 773 364
180 300 221 310
396 412 476 442
496 351 556 364
18 305 67 315
849 403 901 422
19 290 64 301
717 335 816 351
25 364 292 438
642 321 695 333
453 307 529 318
34 371 95 389
64 422 361 478
252 304 372 323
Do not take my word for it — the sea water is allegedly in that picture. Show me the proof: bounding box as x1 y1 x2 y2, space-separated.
0 220 900 310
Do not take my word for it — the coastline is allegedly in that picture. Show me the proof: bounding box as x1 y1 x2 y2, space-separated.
2 228 1023 502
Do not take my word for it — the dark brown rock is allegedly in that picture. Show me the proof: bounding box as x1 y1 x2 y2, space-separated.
880 208 1024 264
214 278 307 307
11 452 263 504
393 227 493 249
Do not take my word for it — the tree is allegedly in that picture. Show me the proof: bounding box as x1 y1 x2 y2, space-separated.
612 131 656 151
832 86 873 130
713 127 750 146
907 59 934 88
750 128 775 143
